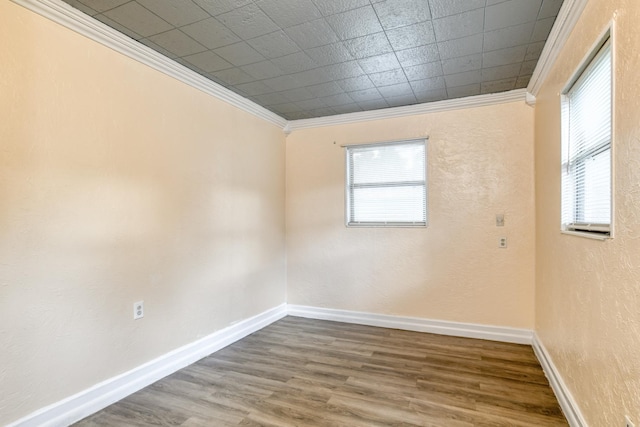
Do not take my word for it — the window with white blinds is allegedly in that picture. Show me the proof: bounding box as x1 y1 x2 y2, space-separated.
346 139 427 227
561 37 612 236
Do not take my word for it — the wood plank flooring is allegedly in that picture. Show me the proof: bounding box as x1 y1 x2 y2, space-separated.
75 316 568 426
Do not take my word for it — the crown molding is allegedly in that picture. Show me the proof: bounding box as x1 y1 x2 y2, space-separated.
11 0 288 129
527 0 589 96
287 89 529 132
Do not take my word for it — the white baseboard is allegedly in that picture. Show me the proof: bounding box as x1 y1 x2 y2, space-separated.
8 304 287 427
11 304 586 427
532 333 588 427
287 305 534 344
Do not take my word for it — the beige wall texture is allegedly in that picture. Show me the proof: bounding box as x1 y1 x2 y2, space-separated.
0 2 286 424
286 103 536 329
534 0 640 425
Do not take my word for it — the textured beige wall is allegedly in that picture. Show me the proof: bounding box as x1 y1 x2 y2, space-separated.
286 102 535 328
0 2 285 424
534 0 640 425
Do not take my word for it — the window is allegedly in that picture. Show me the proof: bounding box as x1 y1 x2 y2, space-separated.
561 37 612 236
345 139 427 227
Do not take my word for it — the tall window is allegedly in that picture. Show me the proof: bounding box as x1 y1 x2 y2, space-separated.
561 37 612 236
346 139 427 227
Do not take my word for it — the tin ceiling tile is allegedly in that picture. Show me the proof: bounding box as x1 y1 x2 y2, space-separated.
255 0 322 28
377 82 414 98
76 0 129 13
427 0 485 19
136 0 209 27
305 43 353 67
214 42 266 66
483 22 536 52
437 35 483 60
325 6 384 40
183 50 233 72
240 60 284 80
246 31 301 59
485 0 543 31
234 80 274 96
444 70 482 88
409 76 446 92
280 87 316 102
349 87 384 102
285 19 340 50
320 61 366 79
447 83 481 98
271 51 319 73
403 61 443 81
102 2 172 37
396 44 440 67
357 53 401 74
337 75 375 92
148 29 207 57
441 54 483 75
312 0 370 16
216 4 280 39
344 33 393 60
191 0 253 16
373 0 432 30
385 21 436 51
181 18 241 50
482 45 528 68
331 103 363 115
432 8 485 42
481 63 522 81
212 67 255 85
415 88 447 102
368 69 408 87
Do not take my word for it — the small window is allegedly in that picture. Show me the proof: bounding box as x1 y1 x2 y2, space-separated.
345 139 427 227
561 37 612 237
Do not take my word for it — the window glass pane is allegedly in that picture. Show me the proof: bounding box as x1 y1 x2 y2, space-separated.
561 38 612 234
576 149 611 223
346 140 427 226
351 143 425 185
352 186 425 223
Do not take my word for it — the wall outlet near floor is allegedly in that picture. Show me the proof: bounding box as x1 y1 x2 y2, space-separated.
499 237 507 248
626 415 635 427
133 301 144 320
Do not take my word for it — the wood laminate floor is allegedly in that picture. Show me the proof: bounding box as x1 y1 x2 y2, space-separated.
75 316 568 426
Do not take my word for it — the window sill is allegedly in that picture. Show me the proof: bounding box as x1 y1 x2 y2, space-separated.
560 230 611 241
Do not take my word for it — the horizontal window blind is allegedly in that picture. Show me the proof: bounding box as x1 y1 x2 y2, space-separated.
346 140 427 226
561 39 612 234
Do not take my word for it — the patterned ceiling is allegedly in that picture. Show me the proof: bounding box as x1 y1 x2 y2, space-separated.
62 0 564 120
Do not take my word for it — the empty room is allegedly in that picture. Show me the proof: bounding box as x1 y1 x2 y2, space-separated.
1 0 639 426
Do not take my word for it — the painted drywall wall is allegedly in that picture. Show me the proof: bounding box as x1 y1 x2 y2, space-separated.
534 0 640 425
286 102 535 329
0 2 286 424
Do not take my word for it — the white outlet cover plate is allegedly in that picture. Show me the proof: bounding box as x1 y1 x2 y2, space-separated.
134 301 144 320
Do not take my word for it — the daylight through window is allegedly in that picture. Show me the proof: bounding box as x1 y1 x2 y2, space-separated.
346 140 427 227
561 37 612 236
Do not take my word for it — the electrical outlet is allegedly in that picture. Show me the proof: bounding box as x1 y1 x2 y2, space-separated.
499 237 507 248
133 301 144 320
626 415 635 427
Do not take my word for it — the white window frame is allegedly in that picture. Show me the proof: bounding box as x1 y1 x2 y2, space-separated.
345 139 428 228
560 30 614 240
